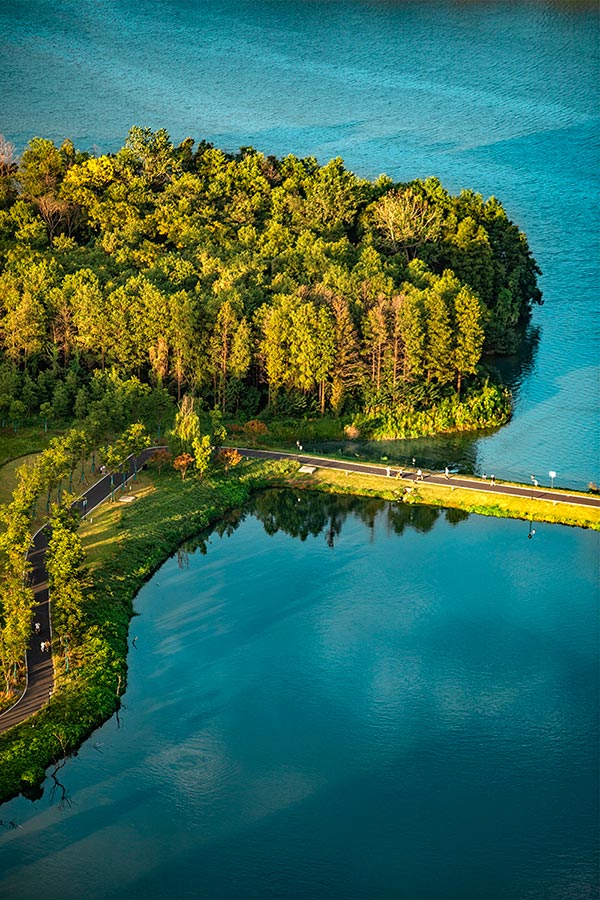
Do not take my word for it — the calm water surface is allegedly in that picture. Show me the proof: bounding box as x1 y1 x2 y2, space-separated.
1 0 599 486
0 492 599 899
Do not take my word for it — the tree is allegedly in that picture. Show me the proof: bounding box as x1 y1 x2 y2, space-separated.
453 285 484 397
173 452 194 480
120 422 152 458
423 273 455 385
216 447 242 473
148 448 171 476
397 287 426 382
0 263 53 366
0 134 18 207
328 294 362 415
0 504 35 697
46 503 85 640
121 126 180 188
19 137 65 199
258 296 297 404
210 299 239 412
363 296 389 392
243 419 268 445
171 395 201 455
68 270 110 370
192 435 213 479
373 187 443 259
168 290 197 401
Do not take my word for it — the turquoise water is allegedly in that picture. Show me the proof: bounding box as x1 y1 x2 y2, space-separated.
0 492 598 898
1 0 599 486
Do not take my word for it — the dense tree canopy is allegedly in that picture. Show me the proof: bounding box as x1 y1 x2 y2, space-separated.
0 128 542 432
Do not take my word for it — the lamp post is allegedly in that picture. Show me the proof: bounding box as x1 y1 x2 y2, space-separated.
530 473 535 499
549 470 556 489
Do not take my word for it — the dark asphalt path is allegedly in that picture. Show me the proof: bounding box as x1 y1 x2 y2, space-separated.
0 446 163 735
237 447 600 509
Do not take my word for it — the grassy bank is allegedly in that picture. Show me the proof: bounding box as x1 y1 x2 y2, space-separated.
0 458 294 804
0 426 65 469
286 466 600 530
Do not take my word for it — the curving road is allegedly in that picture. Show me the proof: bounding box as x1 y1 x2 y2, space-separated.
0 446 164 735
1 445 597 735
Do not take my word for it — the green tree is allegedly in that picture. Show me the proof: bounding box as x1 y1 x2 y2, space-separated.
192 435 213 479
373 187 443 259
46 503 85 640
453 285 484 397
423 273 455 385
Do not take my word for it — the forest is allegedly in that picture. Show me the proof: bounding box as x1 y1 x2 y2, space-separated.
0 127 542 440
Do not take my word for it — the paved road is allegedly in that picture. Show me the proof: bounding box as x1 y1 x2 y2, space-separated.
237 447 600 509
0 446 163 735
2 444 597 735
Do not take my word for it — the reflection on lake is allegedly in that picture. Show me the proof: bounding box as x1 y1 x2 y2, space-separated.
1 491 598 900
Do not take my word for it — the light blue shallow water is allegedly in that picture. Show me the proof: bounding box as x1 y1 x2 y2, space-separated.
1 0 599 487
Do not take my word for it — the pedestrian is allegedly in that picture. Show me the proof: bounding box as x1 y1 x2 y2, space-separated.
482 472 487 480
386 466 391 477
34 621 41 634
40 640 45 652
490 475 495 486
444 467 449 479
44 641 50 652
417 468 423 481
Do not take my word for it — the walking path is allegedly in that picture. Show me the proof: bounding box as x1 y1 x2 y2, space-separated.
237 447 600 509
1 444 597 735
0 446 163 735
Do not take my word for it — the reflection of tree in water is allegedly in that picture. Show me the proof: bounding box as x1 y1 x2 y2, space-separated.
181 507 248 560
49 732 73 810
248 489 469 547
445 507 470 526
386 500 439 535
181 490 470 556
490 322 541 395
249 489 362 545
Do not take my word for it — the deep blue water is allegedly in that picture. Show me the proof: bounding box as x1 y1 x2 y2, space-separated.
1 0 598 487
0 492 598 899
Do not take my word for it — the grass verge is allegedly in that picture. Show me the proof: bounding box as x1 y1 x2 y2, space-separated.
286 467 600 530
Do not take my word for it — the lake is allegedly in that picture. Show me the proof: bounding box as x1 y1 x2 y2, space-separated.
0 490 598 899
